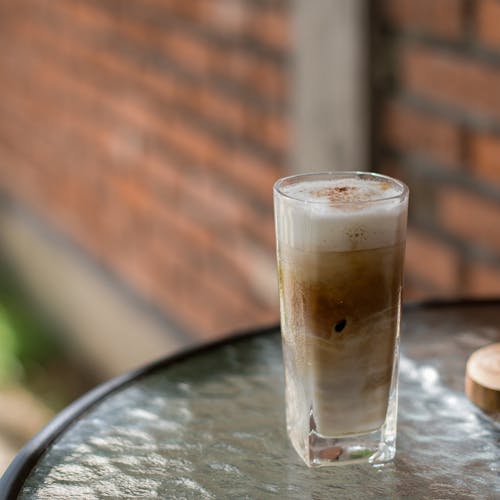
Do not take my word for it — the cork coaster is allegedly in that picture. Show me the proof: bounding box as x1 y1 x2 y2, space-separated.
465 343 500 413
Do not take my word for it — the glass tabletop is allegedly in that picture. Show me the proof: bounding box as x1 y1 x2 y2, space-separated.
2 301 500 499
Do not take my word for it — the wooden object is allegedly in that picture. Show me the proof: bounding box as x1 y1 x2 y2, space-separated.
465 343 500 413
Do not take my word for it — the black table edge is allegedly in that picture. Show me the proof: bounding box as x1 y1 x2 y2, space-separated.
1 298 499 499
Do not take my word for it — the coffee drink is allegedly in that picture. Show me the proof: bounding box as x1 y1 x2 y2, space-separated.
274 173 408 466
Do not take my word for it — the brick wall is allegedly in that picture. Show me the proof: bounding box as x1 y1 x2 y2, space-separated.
378 0 500 299
0 0 289 339
2 0 499 347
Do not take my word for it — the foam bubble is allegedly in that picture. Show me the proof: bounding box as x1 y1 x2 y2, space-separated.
275 177 407 251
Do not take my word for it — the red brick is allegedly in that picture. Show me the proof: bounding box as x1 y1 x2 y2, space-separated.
466 262 500 296
148 253 257 336
383 0 465 39
0 70 115 179
477 0 500 50
4 51 277 244
0 25 279 218
0 28 282 209
107 0 288 54
470 132 500 187
1 68 180 270
382 100 462 167
0 0 284 340
109 177 276 335
199 88 245 134
0 95 114 251
405 228 460 291
402 45 500 118
147 162 247 232
247 5 290 52
14 11 288 154
112 171 272 298
210 44 286 100
264 114 289 152
54 0 288 101
146 0 290 52
205 0 249 36
439 187 500 252
152 0 209 24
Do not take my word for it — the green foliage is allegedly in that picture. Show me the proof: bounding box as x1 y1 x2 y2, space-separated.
0 262 100 412
0 305 21 384
0 267 62 386
1 297 61 364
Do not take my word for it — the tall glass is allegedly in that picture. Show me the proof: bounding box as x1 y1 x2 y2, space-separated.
274 171 408 466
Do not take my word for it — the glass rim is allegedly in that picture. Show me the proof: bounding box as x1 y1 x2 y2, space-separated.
273 171 409 205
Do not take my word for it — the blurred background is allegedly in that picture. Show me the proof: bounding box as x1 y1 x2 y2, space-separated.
1 0 500 473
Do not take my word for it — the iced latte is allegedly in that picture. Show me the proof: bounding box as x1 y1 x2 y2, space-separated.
274 172 408 466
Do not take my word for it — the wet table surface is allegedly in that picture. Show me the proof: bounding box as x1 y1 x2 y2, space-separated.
1 301 499 499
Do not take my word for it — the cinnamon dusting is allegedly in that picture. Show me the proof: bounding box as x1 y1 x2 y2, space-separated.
378 181 392 191
310 181 396 205
315 186 359 203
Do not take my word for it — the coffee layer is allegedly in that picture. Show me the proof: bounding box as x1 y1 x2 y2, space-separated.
279 242 404 437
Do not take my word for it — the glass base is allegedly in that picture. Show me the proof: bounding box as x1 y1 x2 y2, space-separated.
293 428 396 467
288 381 399 467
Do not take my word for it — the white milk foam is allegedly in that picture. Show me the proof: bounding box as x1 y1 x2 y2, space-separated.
276 178 406 252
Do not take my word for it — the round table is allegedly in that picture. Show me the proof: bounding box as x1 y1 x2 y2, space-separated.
1 300 499 499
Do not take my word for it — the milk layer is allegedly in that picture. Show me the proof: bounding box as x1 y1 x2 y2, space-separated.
275 178 406 252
